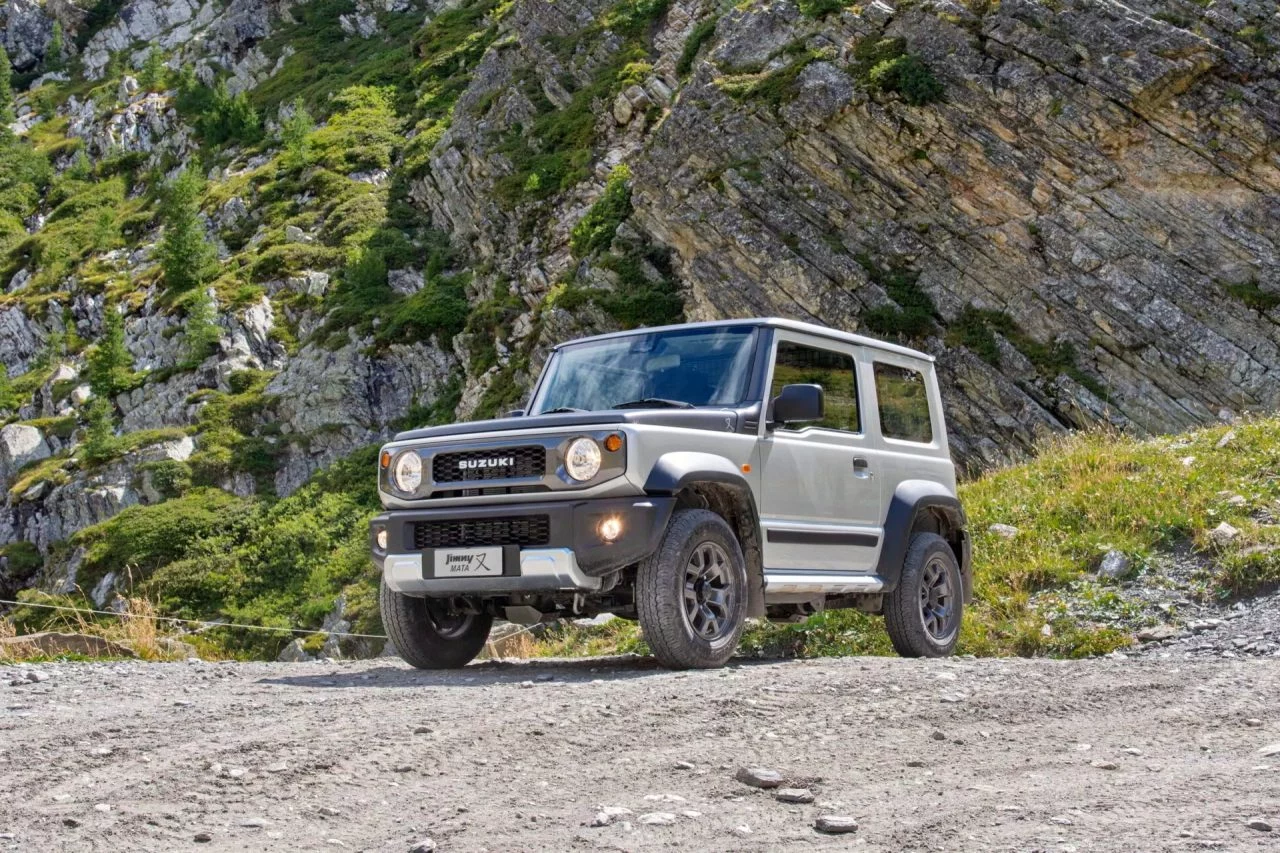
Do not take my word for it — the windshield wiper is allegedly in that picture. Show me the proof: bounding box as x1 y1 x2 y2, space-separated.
542 406 586 414
612 398 694 410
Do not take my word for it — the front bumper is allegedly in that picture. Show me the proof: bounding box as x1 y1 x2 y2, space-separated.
370 496 675 596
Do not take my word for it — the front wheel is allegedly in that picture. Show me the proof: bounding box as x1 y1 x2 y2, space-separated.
379 580 493 669
636 508 748 670
884 532 963 657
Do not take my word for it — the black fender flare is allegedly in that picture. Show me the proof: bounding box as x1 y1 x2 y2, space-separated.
643 451 750 495
875 480 972 602
644 452 766 617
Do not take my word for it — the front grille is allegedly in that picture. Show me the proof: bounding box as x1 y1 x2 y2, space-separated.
412 515 551 550
432 446 546 483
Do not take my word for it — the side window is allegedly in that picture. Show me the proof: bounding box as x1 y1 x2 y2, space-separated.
874 362 933 443
771 341 859 432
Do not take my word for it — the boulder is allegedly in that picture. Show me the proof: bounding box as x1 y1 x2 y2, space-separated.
0 424 52 485
0 632 136 659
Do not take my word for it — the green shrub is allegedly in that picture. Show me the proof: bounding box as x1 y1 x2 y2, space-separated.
718 47 823 108
1225 280 1280 312
676 16 719 77
867 53 945 105
949 306 1001 365
0 540 42 585
856 254 937 340
377 276 470 344
593 244 683 328
137 459 193 499
798 0 845 18
309 86 400 173
570 165 633 257
75 488 255 585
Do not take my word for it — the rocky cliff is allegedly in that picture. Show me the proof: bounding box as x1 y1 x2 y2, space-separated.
0 0 1276 646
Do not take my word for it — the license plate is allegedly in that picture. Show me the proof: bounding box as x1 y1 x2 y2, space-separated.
433 547 503 578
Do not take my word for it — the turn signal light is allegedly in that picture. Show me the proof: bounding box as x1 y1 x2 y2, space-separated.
603 433 623 453
380 451 391 468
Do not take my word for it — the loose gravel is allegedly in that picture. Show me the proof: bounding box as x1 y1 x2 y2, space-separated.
1 655 1278 850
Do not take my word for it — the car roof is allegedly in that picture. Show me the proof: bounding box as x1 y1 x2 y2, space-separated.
551 317 936 363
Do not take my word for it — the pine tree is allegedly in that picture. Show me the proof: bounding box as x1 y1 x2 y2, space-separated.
46 23 65 73
280 97 314 166
0 45 15 131
182 287 221 365
138 50 167 92
0 367 13 412
87 306 132 398
82 399 118 464
157 169 215 291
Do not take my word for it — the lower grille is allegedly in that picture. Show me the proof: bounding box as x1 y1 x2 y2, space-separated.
412 515 551 550
433 446 546 483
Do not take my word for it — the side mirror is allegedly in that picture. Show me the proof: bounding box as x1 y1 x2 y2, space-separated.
506 409 526 418
770 384 824 426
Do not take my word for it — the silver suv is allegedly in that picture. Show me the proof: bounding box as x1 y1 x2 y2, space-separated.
371 318 971 669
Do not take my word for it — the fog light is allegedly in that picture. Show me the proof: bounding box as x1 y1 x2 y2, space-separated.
375 527 388 550
597 516 623 543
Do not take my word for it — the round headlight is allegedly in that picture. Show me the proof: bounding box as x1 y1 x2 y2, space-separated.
565 437 602 482
392 451 423 493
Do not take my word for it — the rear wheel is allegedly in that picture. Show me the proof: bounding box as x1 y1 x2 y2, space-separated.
884 532 963 657
379 580 493 669
636 509 748 669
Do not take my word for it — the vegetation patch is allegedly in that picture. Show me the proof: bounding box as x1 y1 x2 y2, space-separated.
856 254 937 340
717 45 827 109
852 36 944 106
570 165 633 257
948 306 1107 399
494 0 668 206
676 15 720 77
250 0 423 115
1224 279 1280 313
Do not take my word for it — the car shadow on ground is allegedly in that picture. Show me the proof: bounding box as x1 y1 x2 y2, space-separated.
256 655 781 689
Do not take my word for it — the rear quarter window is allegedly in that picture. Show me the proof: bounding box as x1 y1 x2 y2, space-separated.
874 362 933 443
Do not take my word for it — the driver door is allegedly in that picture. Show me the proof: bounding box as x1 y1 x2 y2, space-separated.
757 335 883 572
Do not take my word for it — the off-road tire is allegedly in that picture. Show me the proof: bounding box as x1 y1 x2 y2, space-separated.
884 532 963 658
379 580 493 669
637 508 748 670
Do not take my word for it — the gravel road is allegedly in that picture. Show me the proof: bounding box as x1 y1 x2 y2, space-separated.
2 655 1278 851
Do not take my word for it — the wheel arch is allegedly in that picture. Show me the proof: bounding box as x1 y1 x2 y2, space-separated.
644 452 765 618
876 480 972 602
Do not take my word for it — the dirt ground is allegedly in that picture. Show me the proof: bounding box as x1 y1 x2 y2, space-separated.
1 655 1278 851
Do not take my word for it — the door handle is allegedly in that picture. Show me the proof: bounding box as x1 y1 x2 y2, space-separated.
852 457 874 479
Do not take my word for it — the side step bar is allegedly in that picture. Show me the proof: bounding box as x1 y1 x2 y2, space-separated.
763 570 886 595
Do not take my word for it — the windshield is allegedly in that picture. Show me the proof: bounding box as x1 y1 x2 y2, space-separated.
531 326 759 413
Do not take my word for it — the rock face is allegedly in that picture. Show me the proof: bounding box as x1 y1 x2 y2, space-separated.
0 0 55 72
267 338 456 495
628 0 1280 467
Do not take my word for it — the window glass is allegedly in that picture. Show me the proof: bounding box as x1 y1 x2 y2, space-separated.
533 326 757 413
874 362 933 443
770 341 859 432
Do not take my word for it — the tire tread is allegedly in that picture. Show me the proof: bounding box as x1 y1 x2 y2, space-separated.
883 532 962 658
636 508 747 670
379 580 493 669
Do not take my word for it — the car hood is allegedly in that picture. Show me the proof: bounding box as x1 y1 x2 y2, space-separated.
392 408 744 442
